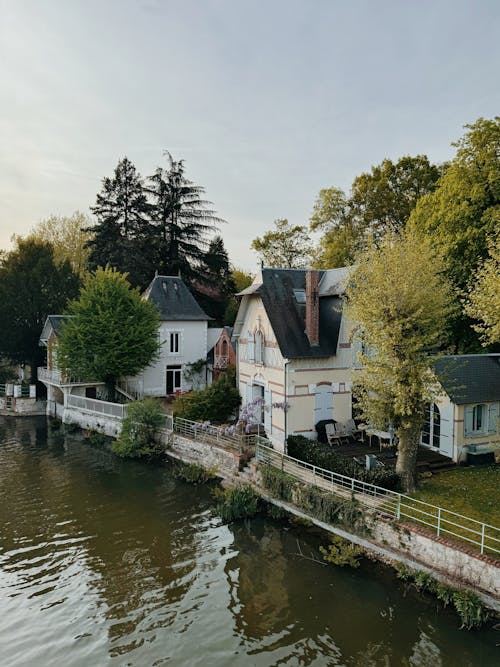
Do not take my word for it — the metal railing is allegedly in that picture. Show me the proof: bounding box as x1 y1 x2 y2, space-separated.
255 440 500 557
66 394 128 419
38 367 96 386
173 417 255 453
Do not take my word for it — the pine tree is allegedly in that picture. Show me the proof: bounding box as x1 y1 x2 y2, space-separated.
147 152 223 281
196 236 236 324
86 157 151 288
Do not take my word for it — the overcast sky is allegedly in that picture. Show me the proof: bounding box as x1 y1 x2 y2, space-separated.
1 0 499 271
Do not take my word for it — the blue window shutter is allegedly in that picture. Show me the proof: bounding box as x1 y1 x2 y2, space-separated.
248 331 255 362
264 387 272 433
464 406 473 437
487 403 499 434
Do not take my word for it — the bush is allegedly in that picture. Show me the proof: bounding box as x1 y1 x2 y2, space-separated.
212 484 260 522
85 429 107 448
173 462 217 484
173 369 241 422
320 535 364 568
287 435 401 491
112 398 165 459
260 465 295 502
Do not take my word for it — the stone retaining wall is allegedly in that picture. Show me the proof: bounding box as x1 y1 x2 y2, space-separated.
169 434 241 478
63 406 123 438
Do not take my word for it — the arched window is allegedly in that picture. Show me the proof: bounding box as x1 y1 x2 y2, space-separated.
255 329 264 364
421 403 440 448
221 339 228 357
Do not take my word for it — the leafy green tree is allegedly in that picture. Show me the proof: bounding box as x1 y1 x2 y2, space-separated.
0 238 79 377
465 230 500 345
112 398 165 458
173 369 241 422
86 157 151 288
147 152 223 282
410 118 500 293
224 269 254 325
57 267 159 395
310 156 440 268
252 218 312 268
27 211 93 278
345 230 457 493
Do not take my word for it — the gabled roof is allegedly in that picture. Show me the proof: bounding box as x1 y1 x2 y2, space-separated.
241 269 344 359
143 276 211 321
433 354 500 404
39 315 71 345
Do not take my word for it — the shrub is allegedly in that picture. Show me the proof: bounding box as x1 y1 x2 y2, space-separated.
85 430 107 448
287 435 401 491
452 589 490 630
112 398 165 459
173 369 241 422
212 484 260 522
173 462 217 484
320 535 364 568
260 465 295 502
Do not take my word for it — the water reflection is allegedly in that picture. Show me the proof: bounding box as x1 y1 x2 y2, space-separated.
0 416 498 666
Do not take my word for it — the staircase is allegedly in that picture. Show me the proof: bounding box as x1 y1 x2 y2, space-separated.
237 459 260 485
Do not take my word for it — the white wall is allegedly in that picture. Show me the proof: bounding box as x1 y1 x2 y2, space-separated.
129 320 208 396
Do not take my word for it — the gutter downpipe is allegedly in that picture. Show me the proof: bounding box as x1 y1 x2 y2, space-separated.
284 360 289 455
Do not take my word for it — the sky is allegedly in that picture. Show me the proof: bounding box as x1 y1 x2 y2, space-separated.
1 0 500 272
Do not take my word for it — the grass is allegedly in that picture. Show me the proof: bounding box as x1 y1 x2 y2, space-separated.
396 465 500 556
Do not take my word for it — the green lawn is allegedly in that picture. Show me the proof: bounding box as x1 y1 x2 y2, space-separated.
411 465 500 528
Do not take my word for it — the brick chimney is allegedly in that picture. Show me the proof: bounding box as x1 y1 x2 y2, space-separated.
305 270 320 346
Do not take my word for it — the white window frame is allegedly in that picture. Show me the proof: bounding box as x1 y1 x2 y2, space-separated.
255 329 265 365
472 403 486 434
169 331 181 355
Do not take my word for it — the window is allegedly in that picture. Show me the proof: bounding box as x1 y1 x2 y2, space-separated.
293 289 306 303
255 330 264 364
472 404 484 432
166 365 182 394
221 339 228 356
169 332 180 354
421 403 440 448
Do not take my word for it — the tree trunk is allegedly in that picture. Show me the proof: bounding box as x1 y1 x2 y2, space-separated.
395 425 420 493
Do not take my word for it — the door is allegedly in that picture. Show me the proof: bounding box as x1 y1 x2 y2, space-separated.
314 384 334 424
166 365 182 394
439 402 454 458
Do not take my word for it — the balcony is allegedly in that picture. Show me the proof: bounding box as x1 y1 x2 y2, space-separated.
214 355 230 370
38 367 102 386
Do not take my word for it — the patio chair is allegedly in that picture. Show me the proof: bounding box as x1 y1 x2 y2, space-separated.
333 422 350 445
345 418 361 439
325 423 342 446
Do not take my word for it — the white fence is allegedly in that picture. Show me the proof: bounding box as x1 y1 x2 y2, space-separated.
256 440 500 557
66 394 128 419
173 417 255 453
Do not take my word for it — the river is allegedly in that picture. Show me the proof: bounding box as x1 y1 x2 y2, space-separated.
0 416 498 666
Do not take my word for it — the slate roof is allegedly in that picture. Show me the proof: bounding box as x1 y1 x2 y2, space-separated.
39 315 71 345
143 276 211 321
433 354 500 404
246 269 343 359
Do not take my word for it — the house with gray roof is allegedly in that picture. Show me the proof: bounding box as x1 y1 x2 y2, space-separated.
425 354 500 462
125 275 212 397
232 267 355 450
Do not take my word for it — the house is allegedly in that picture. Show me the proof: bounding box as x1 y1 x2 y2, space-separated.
38 315 105 418
426 354 500 463
125 275 212 397
209 326 236 381
232 267 355 451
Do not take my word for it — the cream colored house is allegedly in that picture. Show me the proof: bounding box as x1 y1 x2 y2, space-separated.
232 267 355 451
426 354 500 463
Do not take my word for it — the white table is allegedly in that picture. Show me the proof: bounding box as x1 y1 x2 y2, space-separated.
366 429 394 451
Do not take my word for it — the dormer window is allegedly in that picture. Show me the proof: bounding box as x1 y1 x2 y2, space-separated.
293 289 306 304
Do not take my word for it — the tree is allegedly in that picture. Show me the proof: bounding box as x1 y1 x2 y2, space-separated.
224 269 253 325
409 117 500 350
195 236 236 324
345 230 457 493
147 152 223 282
57 267 159 395
0 238 79 376
86 157 151 288
112 398 165 459
465 230 500 346
251 218 313 268
27 211 93 278
310 156 440 268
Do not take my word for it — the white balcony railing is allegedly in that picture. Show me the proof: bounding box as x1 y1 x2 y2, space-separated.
66 394 127 419
38 367 101 386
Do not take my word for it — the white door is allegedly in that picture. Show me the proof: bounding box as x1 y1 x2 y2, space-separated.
314 384 333 424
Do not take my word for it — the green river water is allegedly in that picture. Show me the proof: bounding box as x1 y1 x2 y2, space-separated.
0 416 498 666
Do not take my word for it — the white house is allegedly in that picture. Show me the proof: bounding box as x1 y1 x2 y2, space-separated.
232 267 356 451
125 275 213 397
425 354 500 463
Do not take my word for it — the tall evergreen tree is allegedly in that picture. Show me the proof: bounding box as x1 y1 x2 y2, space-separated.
196 236 236 324
147 152 223 281
86 157 151 288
